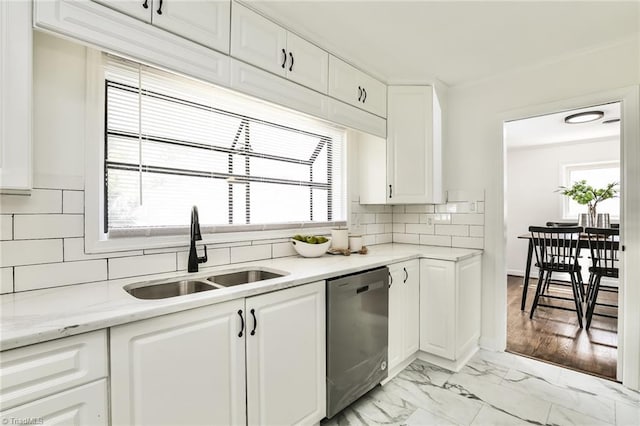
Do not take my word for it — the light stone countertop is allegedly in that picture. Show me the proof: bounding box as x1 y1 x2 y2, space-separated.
0 243 481 351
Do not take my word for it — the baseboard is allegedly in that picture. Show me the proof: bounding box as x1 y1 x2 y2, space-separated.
416 345 479 372
382 352 418 385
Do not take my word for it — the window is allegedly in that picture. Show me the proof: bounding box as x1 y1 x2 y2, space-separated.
102 56 346 237
563 162 620 219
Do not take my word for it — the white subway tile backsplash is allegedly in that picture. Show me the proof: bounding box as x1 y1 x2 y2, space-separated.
15 259 107 292
477 202 485 213
230 244 271 264
272 242 296 258
469 226 485 237
365 223 386 234
420 235 453 247
421 213 451 225
435 224 469 236
376 233 393 244
447 189 485 202
251 238 289 245
177 247 231 270
451 237 484 249
1 239 63 267
64 238 143 261
0 189 62 214
392 223 405 233
62 190 84 214
452 214 485 225
392 205 405 213
376 213 392 223
393 233 419 244
406 223 435 235
435 202 473 213
1 215 12 240
358 214 376 224
384 223 393 233
109 253 176 279
405 205 435 213
14 214 83 239
1 267 13 294
363 235 376 246
394 213 419 224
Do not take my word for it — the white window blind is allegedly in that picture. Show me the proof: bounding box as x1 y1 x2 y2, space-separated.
104 56 346 236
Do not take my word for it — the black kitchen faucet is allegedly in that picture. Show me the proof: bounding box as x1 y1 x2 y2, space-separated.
188 206 208 272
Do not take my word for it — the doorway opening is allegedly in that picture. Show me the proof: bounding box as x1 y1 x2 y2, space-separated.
504 101 621 380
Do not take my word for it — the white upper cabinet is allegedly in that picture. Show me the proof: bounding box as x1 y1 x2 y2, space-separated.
152 0 231 53
92 0 230 52
91 0 152 23
231 2 329 94
387 85 443 204
328 55 387 118
0 1 32 194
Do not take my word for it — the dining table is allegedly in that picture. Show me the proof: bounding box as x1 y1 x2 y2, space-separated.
517 230 620 311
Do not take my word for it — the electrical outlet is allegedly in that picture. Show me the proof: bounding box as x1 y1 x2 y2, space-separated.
427 216 434 226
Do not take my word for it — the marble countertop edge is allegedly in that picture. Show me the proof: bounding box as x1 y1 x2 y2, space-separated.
0 243 481 351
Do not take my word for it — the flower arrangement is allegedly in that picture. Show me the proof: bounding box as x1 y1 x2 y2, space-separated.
557 180 618 224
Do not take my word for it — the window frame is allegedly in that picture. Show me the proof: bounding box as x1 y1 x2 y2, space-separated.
85 51 347 254
561 160 620 220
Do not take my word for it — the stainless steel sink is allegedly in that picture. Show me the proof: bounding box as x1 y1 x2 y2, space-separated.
207 268 287 287
125 279 220 300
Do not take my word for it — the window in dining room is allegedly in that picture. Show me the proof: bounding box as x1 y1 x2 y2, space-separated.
562 161 620 219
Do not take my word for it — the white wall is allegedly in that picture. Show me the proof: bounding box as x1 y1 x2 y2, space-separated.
444 34 640 385
506 138 619 276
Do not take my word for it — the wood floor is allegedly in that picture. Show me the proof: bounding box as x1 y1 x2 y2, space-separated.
506 274 618 380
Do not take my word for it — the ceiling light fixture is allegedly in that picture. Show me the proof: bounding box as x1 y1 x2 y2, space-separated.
602 118 620 124
564 110 604 124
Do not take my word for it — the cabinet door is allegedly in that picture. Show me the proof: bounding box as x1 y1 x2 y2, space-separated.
152 0 230 53
246 281 326 426
0 380 108 425
110 300 246 426
402 260 420 357
387 85 443 204
231 2 286 77
91 0 152 23
420 259 456 360
387 265 404 371
0 0 32 193
328 55 386 117
285 32 328 93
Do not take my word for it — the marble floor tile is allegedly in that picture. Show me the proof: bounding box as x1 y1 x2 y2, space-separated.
325 350 638 426
501 368 616 424
615 401 640 426
470 404 546 426
547 405 614 426
404 408 460 426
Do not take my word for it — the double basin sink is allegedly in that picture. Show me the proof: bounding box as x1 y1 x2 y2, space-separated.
125 268 287 300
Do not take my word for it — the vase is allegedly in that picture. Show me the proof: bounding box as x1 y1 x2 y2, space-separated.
588 204 597 228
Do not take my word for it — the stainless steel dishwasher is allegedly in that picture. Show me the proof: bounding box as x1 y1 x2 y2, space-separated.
326 266 389 418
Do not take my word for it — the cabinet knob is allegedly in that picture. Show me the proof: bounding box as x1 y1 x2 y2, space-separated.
156 0 163 14
388 271 393 288
403 267 408 283
289 52 294 71
281 49 287 69
389 184 393 198
250 308 257 335
358 86 362 102
142 0 149 9
362 88 367 103
238 310 244 338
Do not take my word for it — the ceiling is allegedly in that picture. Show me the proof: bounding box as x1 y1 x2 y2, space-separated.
243 1 639 87
504 102 620 149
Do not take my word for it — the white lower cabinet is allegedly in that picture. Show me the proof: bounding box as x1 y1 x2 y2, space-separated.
0 330 108 425
0 380 108 426
246 280 326 426
419 255 482 371
110 280 326 426
388 260 420 373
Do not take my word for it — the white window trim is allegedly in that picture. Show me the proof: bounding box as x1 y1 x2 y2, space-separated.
84 50 347 254
560 160 620 220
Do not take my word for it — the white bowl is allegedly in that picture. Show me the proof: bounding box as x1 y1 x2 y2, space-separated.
291 238 331 258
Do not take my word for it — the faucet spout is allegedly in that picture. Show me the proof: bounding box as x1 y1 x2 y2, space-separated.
188 206 208 272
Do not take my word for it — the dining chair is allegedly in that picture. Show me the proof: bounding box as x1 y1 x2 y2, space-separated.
584 227 619 330
529 226 584 328
542 221 585 298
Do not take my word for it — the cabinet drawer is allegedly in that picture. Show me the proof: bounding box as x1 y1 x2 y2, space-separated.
0 379 108 426
0 331 107 411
